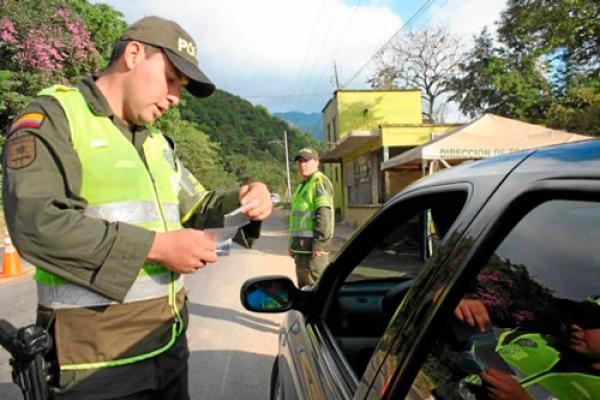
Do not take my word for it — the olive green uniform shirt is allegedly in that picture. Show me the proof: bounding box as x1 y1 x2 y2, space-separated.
2 76 259 302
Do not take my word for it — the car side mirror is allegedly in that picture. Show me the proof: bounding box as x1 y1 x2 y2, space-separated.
240 276 297 313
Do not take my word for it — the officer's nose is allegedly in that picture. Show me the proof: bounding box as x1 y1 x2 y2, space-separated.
166 94 180 107
167 78 185 107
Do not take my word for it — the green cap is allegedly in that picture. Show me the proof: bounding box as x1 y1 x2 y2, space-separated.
120 16 215 97
295 148 319 161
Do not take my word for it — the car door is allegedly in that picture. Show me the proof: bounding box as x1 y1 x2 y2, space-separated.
280 183 485 400
363 177 600 399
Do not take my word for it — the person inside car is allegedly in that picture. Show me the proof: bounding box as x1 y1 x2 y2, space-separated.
448 296 600 400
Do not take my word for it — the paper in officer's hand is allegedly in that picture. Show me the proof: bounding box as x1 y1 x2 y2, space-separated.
205 202 255 256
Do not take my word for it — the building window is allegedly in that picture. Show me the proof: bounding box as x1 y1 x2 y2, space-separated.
345 153 376 205
333 116 337 142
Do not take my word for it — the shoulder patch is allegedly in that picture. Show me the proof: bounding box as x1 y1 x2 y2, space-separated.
6 135 37 169
8 113 45 135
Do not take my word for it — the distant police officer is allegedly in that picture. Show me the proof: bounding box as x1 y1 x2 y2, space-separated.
2 16 272 400
288 148 334 287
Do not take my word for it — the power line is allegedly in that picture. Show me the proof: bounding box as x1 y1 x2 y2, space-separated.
293 0 343 112
247 1 439 112
342 0 436 88
297 0 363 112
419 0 450 27
283 0 327 112
242 92 331 99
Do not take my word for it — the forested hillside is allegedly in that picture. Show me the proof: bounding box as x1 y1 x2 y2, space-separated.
180 90 322 193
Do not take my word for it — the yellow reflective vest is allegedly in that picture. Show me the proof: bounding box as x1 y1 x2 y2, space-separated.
289 171 333 254
34 85 185 371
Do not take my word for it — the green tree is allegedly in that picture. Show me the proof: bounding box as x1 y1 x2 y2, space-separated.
155 108 238 190
545 80 600 136
180 90 322 194
453 1 599 135
0 0 125 132
498 0 599 85
65 0 127 66
451 29 550 121
496 0 599 135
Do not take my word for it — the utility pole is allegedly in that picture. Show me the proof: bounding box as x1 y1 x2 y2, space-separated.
333 62 341 89
283 130 292 201
269 131 292 201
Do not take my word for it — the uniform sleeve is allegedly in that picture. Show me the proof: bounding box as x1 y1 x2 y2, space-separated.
312 177 334 252
2 98 154 302
177 160 261 248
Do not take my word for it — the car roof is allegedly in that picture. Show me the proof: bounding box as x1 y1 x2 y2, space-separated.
512 138 600 179
391 139 600 200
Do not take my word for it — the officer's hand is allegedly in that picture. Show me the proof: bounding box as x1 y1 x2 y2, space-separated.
454 298 490 332
238 181 272 221
481 369 532 400
147 229 218 273
312 250 324 258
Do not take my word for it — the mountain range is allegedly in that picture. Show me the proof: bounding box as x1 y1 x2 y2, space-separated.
273 112 324 141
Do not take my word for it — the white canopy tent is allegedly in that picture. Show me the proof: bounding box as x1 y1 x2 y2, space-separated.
381 114 591 172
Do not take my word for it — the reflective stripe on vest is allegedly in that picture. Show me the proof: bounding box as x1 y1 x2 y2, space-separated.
36 85 184 370
84 201 180 225
36 271 184 309
293 231 315 238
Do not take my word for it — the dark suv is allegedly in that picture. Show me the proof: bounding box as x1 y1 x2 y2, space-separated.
241 140 600 400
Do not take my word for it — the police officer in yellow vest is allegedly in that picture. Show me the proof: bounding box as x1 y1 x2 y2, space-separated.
289 148 334 287
2 16 272 400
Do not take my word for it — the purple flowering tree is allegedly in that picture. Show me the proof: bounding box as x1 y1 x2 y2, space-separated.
0 0 125 133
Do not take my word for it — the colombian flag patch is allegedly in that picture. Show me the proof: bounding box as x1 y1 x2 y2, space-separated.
9 112 45 134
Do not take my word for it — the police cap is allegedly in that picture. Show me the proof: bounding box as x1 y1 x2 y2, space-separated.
121 16 215 97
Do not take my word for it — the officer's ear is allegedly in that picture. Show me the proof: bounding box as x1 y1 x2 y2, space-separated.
122 41 145 71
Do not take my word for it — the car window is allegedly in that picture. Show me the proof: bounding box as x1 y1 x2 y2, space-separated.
324 190 468 379
345 199 464 283
412 199 600 400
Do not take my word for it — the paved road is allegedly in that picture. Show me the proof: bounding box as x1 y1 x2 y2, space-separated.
0 209 297 400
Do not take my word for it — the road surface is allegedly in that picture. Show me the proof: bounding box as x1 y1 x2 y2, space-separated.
0 208 303 400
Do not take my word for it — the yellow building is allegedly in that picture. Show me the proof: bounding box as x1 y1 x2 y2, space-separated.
321 89 458 227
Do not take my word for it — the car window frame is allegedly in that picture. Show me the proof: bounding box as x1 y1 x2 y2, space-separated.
316 183 475 314
301 183 475 397
379 179 600 399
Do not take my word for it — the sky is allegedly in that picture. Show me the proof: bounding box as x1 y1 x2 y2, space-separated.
94 0 507 117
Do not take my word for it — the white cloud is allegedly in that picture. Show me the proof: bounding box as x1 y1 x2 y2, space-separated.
92 0 505 114
94 0 402 112
429 0 506 39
